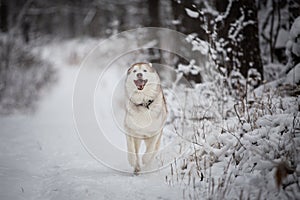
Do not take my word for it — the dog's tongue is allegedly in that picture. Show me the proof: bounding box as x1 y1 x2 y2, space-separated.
134 79 148 90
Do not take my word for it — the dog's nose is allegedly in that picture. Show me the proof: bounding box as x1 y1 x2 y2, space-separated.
137 73 143 78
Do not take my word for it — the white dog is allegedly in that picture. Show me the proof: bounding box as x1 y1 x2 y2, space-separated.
124 62 168 173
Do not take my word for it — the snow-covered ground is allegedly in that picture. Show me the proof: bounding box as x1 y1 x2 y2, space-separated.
0 39 184 200
1 26 299 199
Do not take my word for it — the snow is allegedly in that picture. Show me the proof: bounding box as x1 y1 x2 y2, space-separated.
242 123 251 132
215 0 233 22
185 8 199 19
171 19 181 25
286 63 300 84
275 29 289 49
0 39 183 200
264 63 285 82
202 1 219 17
286 16 300 72
177 60 201 75
164 52 300 199
228 9 255 41
292 41 300 57
185 34 210 55
177 4 300 199
1 28 300 199
290 16 300 40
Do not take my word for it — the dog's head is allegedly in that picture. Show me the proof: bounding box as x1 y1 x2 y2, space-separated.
126 62 159 91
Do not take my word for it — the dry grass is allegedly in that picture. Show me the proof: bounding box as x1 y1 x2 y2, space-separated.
165 78 300 199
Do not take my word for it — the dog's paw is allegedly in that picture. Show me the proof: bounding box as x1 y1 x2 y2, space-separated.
134 165 141 175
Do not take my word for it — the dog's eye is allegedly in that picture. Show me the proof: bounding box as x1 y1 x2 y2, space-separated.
133 70 137 73
143 70 147 72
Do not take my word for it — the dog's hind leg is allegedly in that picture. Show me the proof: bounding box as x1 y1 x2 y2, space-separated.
142 132 162 165
154 131 162 152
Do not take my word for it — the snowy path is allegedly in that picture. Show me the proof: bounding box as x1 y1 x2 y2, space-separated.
0 64 181 200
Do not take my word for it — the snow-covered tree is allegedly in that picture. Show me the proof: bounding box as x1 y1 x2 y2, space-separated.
170 0 263 91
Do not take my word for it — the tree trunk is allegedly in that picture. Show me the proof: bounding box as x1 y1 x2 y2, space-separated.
214 0 263 81
0 0 8 32
240 0 263 79
147 0 162 63
148 0 160 27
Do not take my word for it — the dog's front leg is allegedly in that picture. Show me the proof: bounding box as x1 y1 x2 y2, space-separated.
133 138 141 173
142 131 162 165
126 135 141 173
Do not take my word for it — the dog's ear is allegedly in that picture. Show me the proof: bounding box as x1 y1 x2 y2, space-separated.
147 62 156 72
127 65 134 75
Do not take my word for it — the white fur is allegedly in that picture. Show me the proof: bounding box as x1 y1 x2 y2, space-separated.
124 63 167 173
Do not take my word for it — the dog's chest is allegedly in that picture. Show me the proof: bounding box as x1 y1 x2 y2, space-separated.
125 102 167 135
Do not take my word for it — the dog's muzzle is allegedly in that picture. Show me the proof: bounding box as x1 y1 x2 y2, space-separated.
134 79 148 90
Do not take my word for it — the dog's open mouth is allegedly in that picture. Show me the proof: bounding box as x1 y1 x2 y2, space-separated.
134 79 148 90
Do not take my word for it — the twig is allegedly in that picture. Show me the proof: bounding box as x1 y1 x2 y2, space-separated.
234 103 244 125
173 124 203 147
221 127 247 150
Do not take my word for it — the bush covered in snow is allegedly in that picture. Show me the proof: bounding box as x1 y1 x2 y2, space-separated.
164 14 300 200
166 71 299 199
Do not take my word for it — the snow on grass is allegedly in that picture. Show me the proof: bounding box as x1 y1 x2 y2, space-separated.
166 64 300 199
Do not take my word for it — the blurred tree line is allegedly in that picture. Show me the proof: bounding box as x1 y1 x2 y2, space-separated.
0 0 299 85
0 0 171 39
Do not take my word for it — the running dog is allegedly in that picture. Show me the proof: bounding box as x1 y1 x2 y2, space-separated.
124 62 167 173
